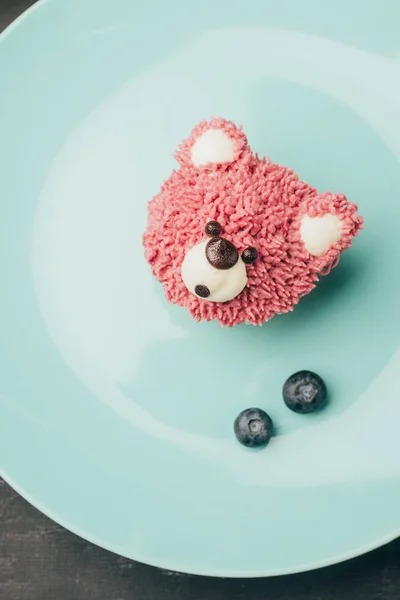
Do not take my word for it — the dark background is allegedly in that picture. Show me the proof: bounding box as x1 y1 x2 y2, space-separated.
1 1 400 598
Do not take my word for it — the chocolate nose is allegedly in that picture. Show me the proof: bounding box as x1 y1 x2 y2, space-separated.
206 237 239 270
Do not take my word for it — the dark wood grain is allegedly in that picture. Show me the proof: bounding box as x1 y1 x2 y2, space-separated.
1 1 400 599
0 0 38 31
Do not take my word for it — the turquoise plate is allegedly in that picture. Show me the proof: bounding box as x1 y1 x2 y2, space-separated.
1 0 400 577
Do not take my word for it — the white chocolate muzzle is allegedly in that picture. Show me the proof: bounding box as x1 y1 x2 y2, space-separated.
181 240 247 302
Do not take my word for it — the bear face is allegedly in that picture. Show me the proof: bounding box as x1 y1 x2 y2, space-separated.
143 118 363 326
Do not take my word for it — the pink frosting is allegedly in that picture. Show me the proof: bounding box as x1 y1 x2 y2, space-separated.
143 118 363 326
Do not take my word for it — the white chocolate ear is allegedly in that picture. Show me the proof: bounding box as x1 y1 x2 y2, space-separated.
191 129 235 167
300 214 342 256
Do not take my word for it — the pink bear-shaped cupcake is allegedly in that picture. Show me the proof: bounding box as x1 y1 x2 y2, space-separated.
143 118 363 326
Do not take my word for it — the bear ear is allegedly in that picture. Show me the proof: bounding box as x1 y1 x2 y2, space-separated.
175 118 249 169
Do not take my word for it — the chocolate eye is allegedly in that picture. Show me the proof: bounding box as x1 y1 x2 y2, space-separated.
242 247 258 264
205 221 222 236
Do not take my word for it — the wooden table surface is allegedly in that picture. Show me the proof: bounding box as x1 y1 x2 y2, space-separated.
1 1 400 598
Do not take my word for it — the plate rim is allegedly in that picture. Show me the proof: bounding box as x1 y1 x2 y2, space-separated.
1 467 399 578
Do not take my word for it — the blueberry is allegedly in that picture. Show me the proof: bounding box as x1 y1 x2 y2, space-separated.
234 408 273 448
283 371 327 414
